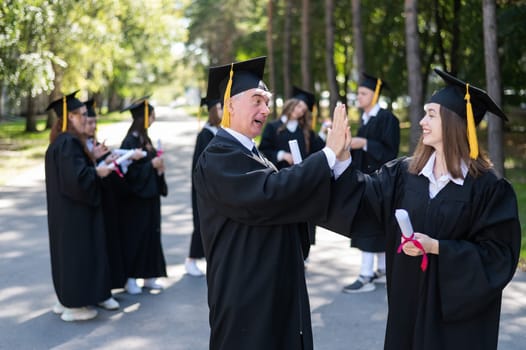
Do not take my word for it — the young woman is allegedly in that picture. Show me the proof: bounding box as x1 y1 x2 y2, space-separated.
325 69 521 349
119 97 168 294
45 92 119 322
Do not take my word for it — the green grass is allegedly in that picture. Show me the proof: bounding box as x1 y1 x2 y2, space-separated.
2 112 526 264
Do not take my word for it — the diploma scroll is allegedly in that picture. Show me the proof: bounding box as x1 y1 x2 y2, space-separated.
288 139 302 164
395 208 428 272
395 209 414 238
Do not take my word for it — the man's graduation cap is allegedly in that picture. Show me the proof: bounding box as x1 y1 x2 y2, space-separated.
46 91 84 132
292 86 315 112
359 73 388 107
83 99 97 118
207 56 268 128
429 68 507 159
121 96 154 129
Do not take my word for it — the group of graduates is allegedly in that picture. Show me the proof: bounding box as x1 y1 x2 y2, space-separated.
192 56 521 350
45 93 167 322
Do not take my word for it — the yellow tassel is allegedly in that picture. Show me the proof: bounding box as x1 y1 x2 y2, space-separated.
371 78 382 107
311 105 317 130
221 63 234 128
465 84 478 159
61 96 67 132
144 99 149 129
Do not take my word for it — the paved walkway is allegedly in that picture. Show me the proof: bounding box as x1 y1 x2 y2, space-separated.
1 107 525 349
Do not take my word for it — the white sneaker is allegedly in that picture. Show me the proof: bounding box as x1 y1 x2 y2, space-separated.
60 307 98 322
52 301 65 314
185 259 204 277
98 297 120 310
125 278 142 294
143 278 163 290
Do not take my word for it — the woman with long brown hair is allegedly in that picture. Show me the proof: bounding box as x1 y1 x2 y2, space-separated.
45 91 119 322
325 69 521 349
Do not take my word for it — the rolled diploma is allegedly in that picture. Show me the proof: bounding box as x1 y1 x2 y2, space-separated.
107 150 146 170
288 139 303 164
395 209 414 238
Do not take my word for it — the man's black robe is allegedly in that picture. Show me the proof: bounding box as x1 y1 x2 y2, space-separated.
118 133 167 279
193 129 332 350
45 133 111 307
322 157 521 350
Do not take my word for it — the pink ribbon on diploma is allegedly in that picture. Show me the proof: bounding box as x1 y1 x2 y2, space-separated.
397 233 428 271
112 161 124 178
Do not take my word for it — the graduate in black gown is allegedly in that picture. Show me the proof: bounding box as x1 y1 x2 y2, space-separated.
343 73 400 293
45 91 117 321
185 97 222 277
259 86 325 259
323 69 521 350
83 99 127 290
119 97 168 294
193 57 349 350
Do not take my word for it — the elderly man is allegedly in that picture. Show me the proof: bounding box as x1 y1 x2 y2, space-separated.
193 56 348 350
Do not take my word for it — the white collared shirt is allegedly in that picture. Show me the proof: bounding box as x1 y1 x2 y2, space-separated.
361 104 381 126
280 115 299 133
203 122 219 135
419 152 468 198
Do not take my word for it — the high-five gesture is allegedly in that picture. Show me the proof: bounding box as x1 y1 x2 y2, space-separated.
325 102 349 158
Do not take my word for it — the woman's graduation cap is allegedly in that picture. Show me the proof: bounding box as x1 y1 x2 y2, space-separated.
46 91 84 132
359 73 388 108
121 96 154 129
207 56 268 128
292 86 315 112
83 99 97 117
429 68 507 159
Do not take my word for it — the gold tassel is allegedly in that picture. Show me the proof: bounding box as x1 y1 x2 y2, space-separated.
61 96 67 132
311 105 317 130
465 84 478 159
221 63 234 128
144 99 149 129
371 78 382 107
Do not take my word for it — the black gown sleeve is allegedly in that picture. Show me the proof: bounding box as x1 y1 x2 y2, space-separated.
259 122 281 165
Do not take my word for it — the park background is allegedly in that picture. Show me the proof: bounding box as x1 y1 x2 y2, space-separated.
1 0 525 263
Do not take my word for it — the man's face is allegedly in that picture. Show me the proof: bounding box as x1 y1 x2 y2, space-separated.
84 117 97 137
356 86 374 109
228 88 271 138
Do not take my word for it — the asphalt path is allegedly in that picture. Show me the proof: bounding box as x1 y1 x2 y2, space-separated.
1 106 525 349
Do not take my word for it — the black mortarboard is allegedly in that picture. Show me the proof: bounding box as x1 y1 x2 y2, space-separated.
46 90 84 118
121 96 154 129
292 86 315 112
83 99 97 118
207 56 268 128
428 68 507 159
429 68 507 124
359 73 388 107
200 97 221 110
46 90 84 132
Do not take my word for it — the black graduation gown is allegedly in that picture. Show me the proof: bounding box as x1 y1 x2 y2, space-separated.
350 108 400 252
259 119 326 253
119 133 168 279
45 133 111 307
189 126 216 258
322 157 521 350
193 128 332 350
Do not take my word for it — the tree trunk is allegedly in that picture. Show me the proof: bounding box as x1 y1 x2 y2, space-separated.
0 83 5 121
46 63 63 129
267 0 277 119
404 0 424 153
283 0 292 99
25 94 38 132
325 0 339 117
483 0 504 178
301 0 312 91
351 0 365 77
